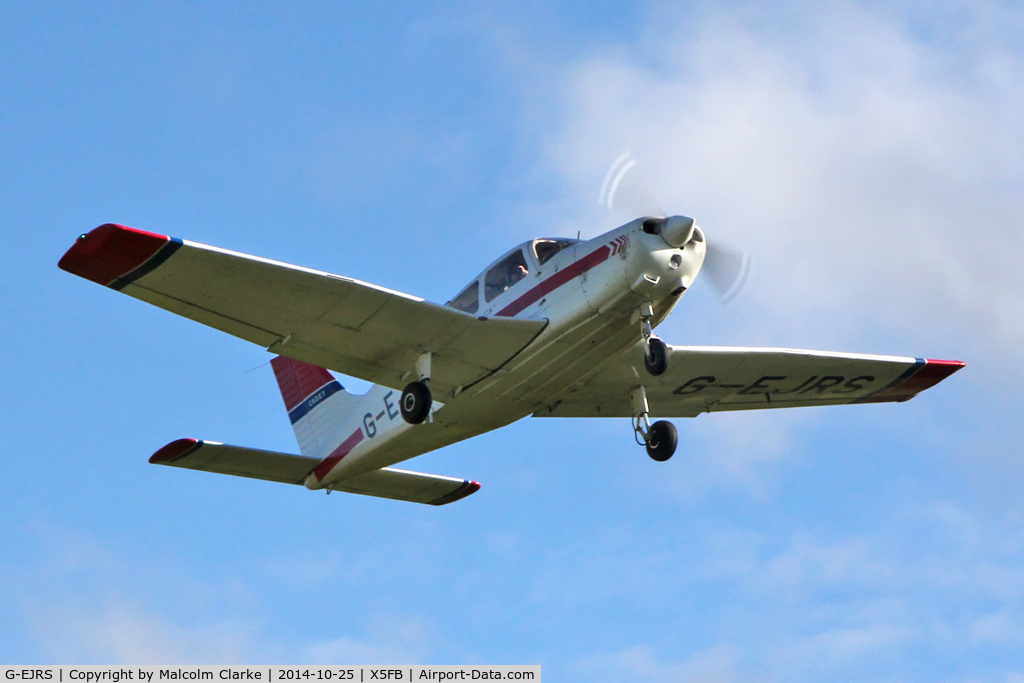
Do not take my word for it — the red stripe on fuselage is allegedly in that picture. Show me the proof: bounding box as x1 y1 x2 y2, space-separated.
496 245 611 317
313 428 365 481
58 223 172 286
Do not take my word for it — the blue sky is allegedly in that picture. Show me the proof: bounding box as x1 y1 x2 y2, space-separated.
3 1 1024 679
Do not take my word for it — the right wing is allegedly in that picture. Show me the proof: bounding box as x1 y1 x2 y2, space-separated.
149 439 480 505
59 224 546 395
536 344 965 418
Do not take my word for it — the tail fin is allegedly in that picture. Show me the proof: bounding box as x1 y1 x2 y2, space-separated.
271 356 361 458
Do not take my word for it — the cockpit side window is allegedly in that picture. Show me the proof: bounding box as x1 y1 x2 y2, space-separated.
534 239 575 265
484 250 529 302
448 280 480 314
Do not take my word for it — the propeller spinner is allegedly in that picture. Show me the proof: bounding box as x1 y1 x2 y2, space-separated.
599 153 751 303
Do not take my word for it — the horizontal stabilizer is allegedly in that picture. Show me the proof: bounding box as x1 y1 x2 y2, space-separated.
149 439 480 505
149 439 318 484
335 467 481 506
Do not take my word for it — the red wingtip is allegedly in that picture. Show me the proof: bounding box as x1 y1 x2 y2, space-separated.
149 438 201 464
925 358 967 369
902 359 966 393
59 223 172 286
859 358 965 404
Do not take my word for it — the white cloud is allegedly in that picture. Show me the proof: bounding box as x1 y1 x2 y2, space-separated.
24 595 433 665
554 501 1024 677
755 533 897 594
968 612 1024 645
571 643 740 683
771 623 916 674
26 600 263 664
691 528 901 598
12 522 436 665
536 3 1024 366
654 408 808 500
303 617 430 664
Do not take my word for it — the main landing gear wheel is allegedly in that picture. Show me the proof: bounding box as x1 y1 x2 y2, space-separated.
645 420 677 461
400 381 432 424
644 337 668 376
631 386 676 462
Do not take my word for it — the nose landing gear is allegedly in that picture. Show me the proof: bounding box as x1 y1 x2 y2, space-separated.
640 302 668 376
631 386 678 461
645 338 668 376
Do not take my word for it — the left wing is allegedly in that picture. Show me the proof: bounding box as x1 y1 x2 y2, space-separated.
536 344 964 418
149 439 480 505
59 223 546 395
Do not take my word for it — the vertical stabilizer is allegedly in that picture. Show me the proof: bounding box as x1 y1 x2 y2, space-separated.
270 356 361 458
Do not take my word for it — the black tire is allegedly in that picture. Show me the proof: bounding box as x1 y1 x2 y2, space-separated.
644 337 668 376
646 420 677 461
400 381 432 424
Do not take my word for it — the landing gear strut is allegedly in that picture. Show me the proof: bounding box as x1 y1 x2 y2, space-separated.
640 302 667 376
631 386 678 461
401 352 433 425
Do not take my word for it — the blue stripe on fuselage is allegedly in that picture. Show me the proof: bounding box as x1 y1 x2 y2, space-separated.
288 380 345 424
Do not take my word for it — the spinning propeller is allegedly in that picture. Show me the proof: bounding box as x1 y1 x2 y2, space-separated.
598 152 751 303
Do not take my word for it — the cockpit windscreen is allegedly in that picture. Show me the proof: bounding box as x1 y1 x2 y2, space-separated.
534 239 577 265
448 280 480 314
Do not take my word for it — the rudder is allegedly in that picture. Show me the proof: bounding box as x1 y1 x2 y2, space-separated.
271 356 361 458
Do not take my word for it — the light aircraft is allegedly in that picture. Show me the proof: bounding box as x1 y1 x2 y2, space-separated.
59 205 963 505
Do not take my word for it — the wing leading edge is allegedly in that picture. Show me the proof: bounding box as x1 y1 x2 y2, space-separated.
59 223 546 395
536 344 964 418
149 439 480 505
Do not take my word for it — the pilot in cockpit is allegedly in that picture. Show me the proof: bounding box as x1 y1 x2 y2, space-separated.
483 250 530 302
505 263 528 290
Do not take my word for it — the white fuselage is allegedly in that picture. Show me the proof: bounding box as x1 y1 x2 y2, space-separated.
306 218 706 489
